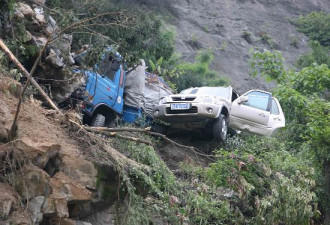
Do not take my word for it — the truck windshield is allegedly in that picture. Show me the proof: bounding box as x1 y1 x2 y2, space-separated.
97 53 120 81
180 87 230 99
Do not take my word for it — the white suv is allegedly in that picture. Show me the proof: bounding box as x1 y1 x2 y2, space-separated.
153 86 285 141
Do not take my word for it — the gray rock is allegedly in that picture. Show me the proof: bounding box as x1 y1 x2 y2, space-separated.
28 196 45 224
17 2 34 18
32 35 48 48
34 7 46 24
46 49 65 69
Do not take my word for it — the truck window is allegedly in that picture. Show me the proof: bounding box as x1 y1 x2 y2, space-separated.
98 53 120 81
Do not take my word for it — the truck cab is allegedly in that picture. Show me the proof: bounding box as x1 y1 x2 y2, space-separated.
77 50 125 127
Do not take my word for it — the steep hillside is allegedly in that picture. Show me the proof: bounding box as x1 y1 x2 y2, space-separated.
117 0 330 92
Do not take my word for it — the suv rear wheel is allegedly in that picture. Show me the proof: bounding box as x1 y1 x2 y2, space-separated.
213 114 228 142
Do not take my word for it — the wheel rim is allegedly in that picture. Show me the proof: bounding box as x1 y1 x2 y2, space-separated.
221 119 227 138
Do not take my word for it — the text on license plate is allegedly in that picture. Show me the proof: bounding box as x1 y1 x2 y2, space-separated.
170 103 190 110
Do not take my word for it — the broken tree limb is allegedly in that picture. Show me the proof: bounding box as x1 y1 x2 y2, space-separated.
85 126 215 160
0 39 59 111
96 130 153 146
69 120 151 172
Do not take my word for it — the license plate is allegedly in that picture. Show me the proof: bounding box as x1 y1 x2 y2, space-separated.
171 103 190 110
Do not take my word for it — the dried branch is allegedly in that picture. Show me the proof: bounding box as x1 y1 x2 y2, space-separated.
69 120 151 172
84 126 215 160
95 130 153 145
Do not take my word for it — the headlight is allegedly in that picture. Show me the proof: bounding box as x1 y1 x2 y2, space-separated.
159 97 166 104
202 97 213 104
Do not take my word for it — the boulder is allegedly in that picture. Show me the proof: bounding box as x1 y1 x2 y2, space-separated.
7 209 32 225
13 164 51 200
15 138 61 169
17 2 34 18
13 8 25 19
50 172 92 202
50 34 73 64
27 196 45 224
45 16 58 36
0 183 18 219
43 195 69 218
45 49 64 69
60 155 98 190
32 35 48 48
34 7 46 24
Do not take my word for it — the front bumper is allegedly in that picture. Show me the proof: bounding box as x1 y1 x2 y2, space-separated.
154 103 221 123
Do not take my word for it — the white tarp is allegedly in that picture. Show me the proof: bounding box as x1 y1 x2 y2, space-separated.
124 60 173 117
124 60 146 109
144 73 172 117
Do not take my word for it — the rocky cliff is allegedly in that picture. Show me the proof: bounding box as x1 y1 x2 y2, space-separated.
0 76 124 225
118 0 330 92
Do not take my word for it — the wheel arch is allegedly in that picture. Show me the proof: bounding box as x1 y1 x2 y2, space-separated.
219 106 229 118
92 104 117 119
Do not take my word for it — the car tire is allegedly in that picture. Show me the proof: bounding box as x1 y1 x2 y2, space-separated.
91 114 106 127
213 114 228 142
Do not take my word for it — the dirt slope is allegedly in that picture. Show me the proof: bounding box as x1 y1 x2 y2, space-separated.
117 0 330 92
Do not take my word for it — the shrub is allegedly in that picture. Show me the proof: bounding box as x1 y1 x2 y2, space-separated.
296 41 330 68
293 12 330 47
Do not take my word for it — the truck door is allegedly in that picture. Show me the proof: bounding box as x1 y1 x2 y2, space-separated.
229 90 272 135
86 52 123 113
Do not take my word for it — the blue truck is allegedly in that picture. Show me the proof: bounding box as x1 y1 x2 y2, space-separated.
70 49 172 127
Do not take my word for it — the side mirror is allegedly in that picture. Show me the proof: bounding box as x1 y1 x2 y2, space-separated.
237 96 248 104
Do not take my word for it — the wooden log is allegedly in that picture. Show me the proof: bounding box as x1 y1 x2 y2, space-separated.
0 39 60 111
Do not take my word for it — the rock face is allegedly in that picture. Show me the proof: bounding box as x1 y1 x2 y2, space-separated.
119 0 330 92
0 79 120 225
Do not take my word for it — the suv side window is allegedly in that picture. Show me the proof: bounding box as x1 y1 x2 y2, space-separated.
270 98 280 115
243 91 271 111
97 53 120 81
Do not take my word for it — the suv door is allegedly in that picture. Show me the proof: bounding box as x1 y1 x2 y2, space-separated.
229 90 273 135
268 97 285 134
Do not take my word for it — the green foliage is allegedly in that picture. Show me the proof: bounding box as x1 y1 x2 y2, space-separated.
249 49 287 83
0 0 16 12
250 49 330 218
293 12 330 47
257 31 276 49
296 41 330 68
289 35 299 48
173 50 228 91
46 0 175 66
206 136 317 225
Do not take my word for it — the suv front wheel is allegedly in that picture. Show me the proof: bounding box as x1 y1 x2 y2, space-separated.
213 114 228 142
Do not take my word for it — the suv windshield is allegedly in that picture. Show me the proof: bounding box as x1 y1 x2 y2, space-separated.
180 87 230 99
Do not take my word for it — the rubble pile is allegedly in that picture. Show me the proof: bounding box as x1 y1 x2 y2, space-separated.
0 76 122 225
9 0 85 103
